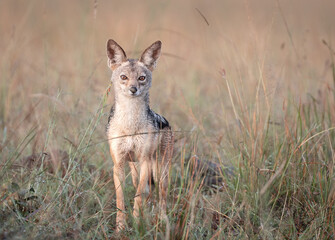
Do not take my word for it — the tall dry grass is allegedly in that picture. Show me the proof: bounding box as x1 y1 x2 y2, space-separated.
1 0 335 239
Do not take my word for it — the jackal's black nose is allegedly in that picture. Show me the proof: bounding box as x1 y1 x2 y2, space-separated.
129 86 137 94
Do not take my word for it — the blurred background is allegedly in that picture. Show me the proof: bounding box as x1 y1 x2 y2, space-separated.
1 1 335 238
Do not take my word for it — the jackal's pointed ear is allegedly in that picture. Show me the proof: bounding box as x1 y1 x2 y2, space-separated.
107 39 127 70
139 41 162 71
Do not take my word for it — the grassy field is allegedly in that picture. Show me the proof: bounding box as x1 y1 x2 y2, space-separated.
1 0 335 239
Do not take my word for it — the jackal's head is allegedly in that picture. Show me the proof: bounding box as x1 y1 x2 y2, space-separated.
106 39 161 98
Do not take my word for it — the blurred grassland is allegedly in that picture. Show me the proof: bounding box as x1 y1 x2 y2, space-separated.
1 0 335 239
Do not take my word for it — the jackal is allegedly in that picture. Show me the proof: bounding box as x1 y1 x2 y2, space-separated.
106 39 173 231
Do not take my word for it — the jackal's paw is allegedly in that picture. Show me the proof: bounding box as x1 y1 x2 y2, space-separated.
115 221 126 233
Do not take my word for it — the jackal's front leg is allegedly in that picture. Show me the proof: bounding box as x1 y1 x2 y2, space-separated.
133 159 151 218
111 152 126 232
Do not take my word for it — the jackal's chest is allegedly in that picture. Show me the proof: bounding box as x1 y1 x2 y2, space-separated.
107 115 159 155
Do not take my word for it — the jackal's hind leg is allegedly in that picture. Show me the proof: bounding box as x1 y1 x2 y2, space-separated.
158 139 173 240
159 130 173 217
128 160 138 189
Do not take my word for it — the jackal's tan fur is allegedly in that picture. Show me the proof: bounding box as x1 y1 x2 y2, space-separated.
106 39 173 231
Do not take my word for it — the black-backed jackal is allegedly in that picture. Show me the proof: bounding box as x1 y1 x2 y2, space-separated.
106 39 173 232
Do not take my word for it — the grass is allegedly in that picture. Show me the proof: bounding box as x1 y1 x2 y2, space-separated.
1 0 335 239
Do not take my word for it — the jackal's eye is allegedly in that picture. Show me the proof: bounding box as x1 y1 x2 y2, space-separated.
120 75 128 80
138 76 146 81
